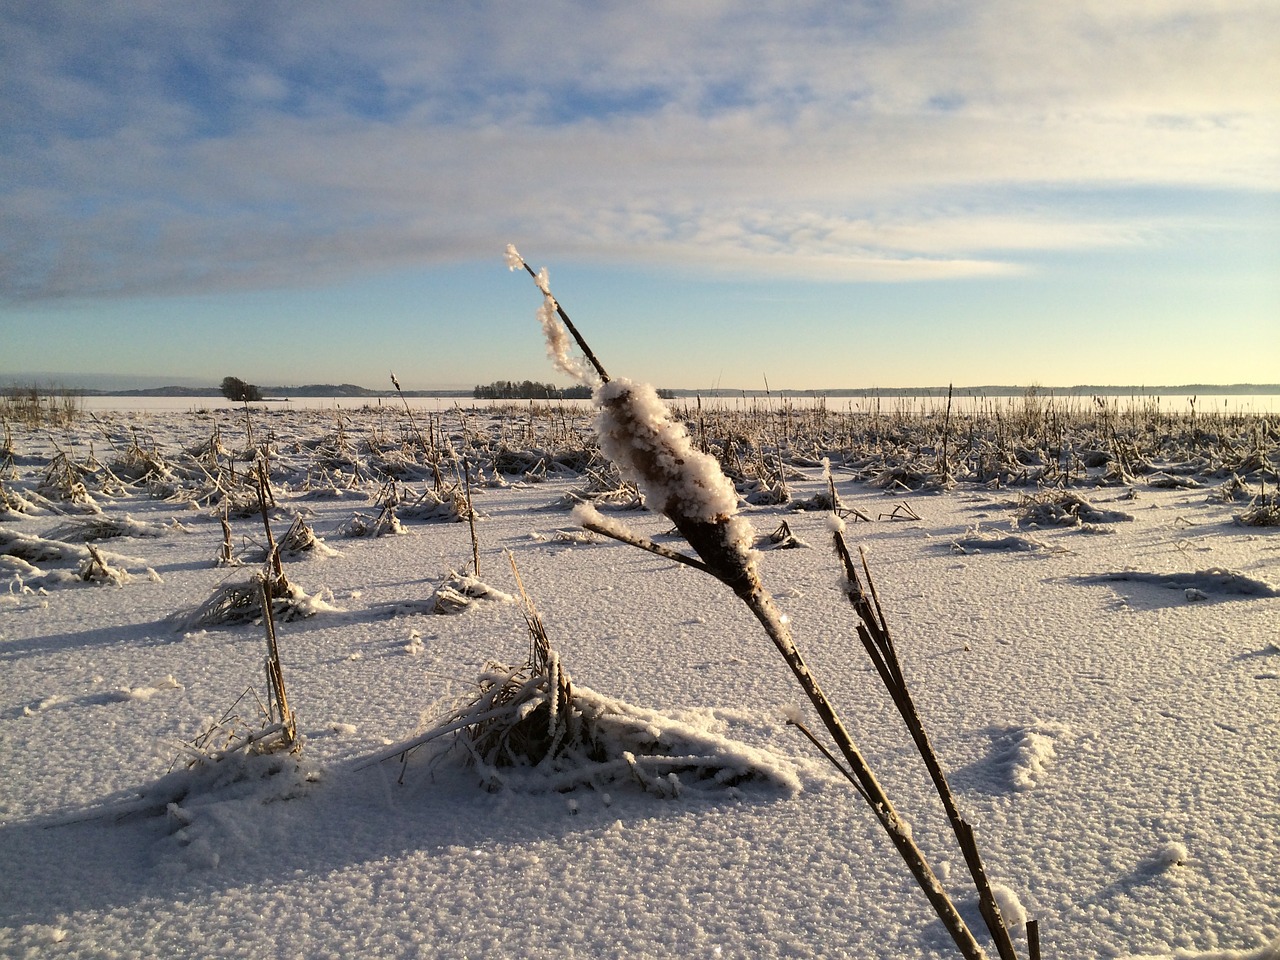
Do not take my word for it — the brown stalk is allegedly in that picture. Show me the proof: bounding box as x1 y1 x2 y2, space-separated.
259 578 296 749
461 455 480 576
255 459 285 587
219 507 234 565
514 256 992 960
518 260 611 383
834 534 1020 960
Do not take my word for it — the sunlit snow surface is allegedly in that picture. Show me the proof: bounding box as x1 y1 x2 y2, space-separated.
1 405 1277 959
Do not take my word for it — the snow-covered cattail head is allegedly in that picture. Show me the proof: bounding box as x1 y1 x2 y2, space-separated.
507 243 757 593
594 378 759 594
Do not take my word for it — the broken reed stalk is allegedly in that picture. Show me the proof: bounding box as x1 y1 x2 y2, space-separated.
826 467 872 522
938 382 954 484
390 371 445 491
514 261 609 386
84 543 114 581
241 397 255 449
461 455 481 576
1027 920 1041 960
259 578 297 749
834 533 1019 960
512 249 991 960
255 460 285 586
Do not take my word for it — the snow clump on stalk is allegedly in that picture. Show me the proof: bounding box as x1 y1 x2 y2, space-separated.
537 296 592 384
594 378 759 591
507 244 594 385
511 242 759 594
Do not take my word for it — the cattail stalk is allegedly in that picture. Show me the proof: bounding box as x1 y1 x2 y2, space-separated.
510 246 994 960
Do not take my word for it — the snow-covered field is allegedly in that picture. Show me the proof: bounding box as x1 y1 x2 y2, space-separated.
1 399 1277 959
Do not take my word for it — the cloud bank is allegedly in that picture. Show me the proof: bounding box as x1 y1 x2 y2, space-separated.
2 0 1276 300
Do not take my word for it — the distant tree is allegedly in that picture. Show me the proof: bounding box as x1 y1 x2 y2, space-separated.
472 379 562 400
471 381 671 401
220 376 263 402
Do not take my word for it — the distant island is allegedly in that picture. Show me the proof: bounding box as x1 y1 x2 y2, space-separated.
71 382 1280 400
96 383 462 399
4 380 1278 400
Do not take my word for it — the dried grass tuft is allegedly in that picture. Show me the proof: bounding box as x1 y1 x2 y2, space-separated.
46 515 166 543
0 481 39 518
336 504 406 537
428 570 514 614
396 485 477 523
363 566 796 795
759 520 809 550
277 515 339 558
175 570 339 629
1016 490 1133 528
1208 475 1256 504
37 452 100 512
1236 492 1280 527
78 544 132 585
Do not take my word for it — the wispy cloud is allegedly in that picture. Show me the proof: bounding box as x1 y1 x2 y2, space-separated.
2 1 1276 300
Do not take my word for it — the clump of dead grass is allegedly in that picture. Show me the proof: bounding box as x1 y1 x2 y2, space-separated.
336 504 406 538
363 556 796 795
175 569 340 629
1016 490 1133 528
1236 491 1280 527
276 514 339 558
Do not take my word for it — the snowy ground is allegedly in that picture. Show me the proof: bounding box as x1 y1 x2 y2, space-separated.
1 405 1277 959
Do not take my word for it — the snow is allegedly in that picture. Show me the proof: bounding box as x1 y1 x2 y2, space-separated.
594 378 743 524
538 295 592 385
0 401 1277 959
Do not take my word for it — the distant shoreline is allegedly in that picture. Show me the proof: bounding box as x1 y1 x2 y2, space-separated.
4 381 1278 400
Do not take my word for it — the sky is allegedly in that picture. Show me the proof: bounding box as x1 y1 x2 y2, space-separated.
1 1 1278 392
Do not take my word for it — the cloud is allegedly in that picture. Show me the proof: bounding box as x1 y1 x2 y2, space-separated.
2 1 1277 300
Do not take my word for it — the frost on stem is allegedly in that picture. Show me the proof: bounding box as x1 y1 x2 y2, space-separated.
593 378 758 595
539 297 592 385
504 243 525 272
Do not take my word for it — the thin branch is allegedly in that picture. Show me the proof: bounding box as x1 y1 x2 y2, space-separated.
785 717 869 805
835 530 1020 960
577 515 715 577
519 260 611 383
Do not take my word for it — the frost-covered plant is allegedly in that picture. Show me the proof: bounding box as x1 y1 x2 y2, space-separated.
396 485 476 523
276 515 339 558
174 570 341 629
1 527 156 590
78 543 132 586
336 504 405 538
508 246 1014 960
1016 489 1133 527
363 558 796 796
38 451 99 512
0 480 38 518
427 570 514 614
1236 491 1280 527
46 514 167 543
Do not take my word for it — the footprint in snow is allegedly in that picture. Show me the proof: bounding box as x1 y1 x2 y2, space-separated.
988 722 1072 792
1084 568 1279 604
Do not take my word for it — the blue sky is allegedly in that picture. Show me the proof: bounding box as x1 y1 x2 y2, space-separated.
2 1 1277 391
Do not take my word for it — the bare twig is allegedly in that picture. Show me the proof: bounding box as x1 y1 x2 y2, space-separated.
513 251 994 959
260 578 297 750
833 533 1020 960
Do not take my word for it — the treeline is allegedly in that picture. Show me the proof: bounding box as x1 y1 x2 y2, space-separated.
472 380 592 400
473 380 676 400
